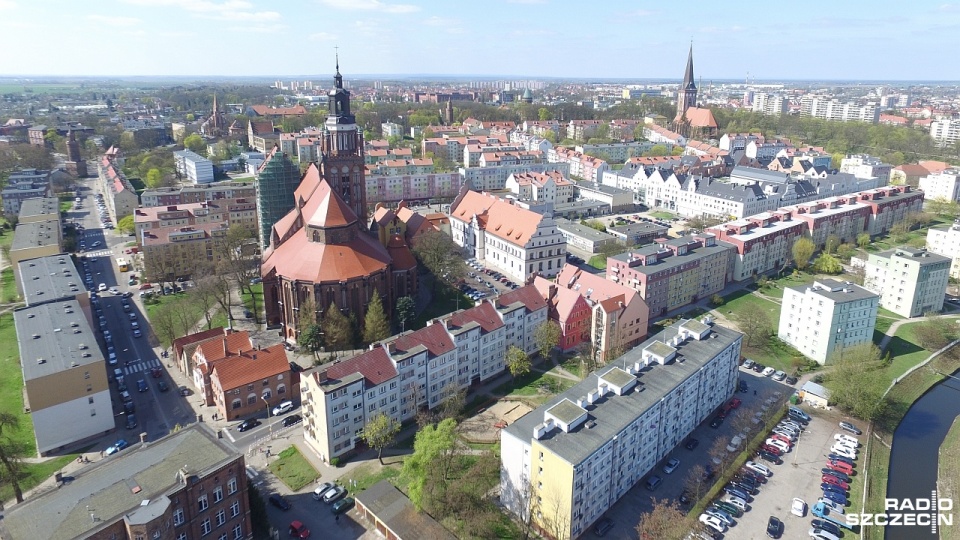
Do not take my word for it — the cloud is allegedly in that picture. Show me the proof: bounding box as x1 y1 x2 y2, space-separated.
121 0 279 22
0 0 16 9
316 0 419 13
87 14 143 25
309 32 338 41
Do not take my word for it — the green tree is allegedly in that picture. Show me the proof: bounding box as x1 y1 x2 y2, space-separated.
823 344 889 421
412 229 467 291
856 233 871 249
538 107 553 121
647 144 668 157
635 498 697 540
542 129 558 144
0 412 29 503
300 324 325 364
183 133 206 155
534 320 562 362
825 234 840 255
836 243 856 262
584 219 607 232
791 237 816 271
145 167 163 188
361 412 401 464
363 294 391 344
506 345 531 379
670 145 684 156
812 253 843 274
117 214 135 235
185 113 195 122
322 305 353 352
394 296 416 332
733 308 772 348
401 418 458 510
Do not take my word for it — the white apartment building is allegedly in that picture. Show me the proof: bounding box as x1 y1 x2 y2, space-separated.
931 119 960 147
752 93 788 116
302 289 545 462
460 162 570 191
504 171 574 204
173 150 215 184
500 319 742 540
926 223 960 279
381 122 403 138
859 247 950 318
919 169 960 202
840 154 892 185
450 190 567 282
778 279 879 364
801 97 881 123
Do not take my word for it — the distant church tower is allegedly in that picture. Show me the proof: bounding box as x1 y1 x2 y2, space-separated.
64 130 87 177
320 56 368 227
676 43 698 121
445 99 454 125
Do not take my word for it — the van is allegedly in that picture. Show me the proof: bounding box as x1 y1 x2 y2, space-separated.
723 495 748 512
788 407 811 423
645 475 663 491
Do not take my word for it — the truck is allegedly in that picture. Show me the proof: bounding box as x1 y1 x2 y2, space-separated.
812 502 855 530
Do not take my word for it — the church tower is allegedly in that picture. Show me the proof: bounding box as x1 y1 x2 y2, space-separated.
676 43 698 121
320 56 368 227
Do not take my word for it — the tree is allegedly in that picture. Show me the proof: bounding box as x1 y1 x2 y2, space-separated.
647 144 668 157
584 219 606 232
913 316 959 351
322 305 353 352
538 107 553 121
542 129 558 144
576 340 598 375
533 320 562 362
363 294 391 344
733 308 772 348
825 234 840 255
708 437 733 476
183 133 206 155
823 343 889 421
394 296 416 332
437 383 466 423
116 214 135 235
191 276 223 330
361 412 402 464
411 229 467 291
145 167 163 188
683 464 710 507
210 224 261 323
686 214 726 231
812 253 843 274
506 346 531 379
300 324 325 364
635 498 695 540
0 413 29 503
791 237 816 271
401 418 458 510
836 243 856 262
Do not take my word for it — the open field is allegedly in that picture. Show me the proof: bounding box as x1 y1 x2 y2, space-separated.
460 400 533 443
268 445 320 491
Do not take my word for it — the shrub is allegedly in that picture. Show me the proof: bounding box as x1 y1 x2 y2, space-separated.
710 294 725 307
330 457 341 467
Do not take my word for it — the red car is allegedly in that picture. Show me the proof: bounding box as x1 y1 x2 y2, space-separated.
761 444 783 456
288 521 311 539
769 433 793 446
150 367 163 379
827 460 854 475
822 475 850 490
728 398 742 409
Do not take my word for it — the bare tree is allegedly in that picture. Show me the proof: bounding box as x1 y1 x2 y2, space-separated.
635 498 695 540
191 276 223 330
708 437 733 476
684 464 710 503
211 224 262 322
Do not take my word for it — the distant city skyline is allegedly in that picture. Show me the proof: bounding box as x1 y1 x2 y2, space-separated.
0 0 957 81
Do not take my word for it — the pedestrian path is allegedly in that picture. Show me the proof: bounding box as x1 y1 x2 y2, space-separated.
122 358 161 375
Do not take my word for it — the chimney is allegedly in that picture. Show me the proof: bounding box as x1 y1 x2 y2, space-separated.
548 283 558 302
317 369 329 384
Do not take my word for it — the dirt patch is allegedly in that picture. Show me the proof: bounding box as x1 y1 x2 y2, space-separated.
460 399 533 443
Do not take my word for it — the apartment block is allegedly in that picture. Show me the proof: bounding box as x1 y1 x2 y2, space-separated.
555 220 618 253
926 223 960 279
97 150 139 222
931 119 960 147
367 158 435 177
494 285 549 357
505 171 575 204
460 162 569 192
1 168 51 214
500 319 742 540
174 149 216 184
17 196 60 224
141 181 257 208
547 147 609 183
919 169 960 202
575 141 649 163
606 233 734 317
859 247 950 318
708 213 807 281
133 198 257 240
464 143 524 168
778 279 879 364
534 277 592 352
0 424 253 540
364 171 463 204
10 220 62 285
141 222 230 281
840 154 892 185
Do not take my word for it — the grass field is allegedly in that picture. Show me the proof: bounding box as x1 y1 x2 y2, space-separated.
939 419 960 540
144 292 227 347
492 369 574 398
1 267 18 303
340 461 402 493
240 283 263 319
587 254 607 270
0 314 36 456
268 446 320 491
649 211 676 220
411 281 472 330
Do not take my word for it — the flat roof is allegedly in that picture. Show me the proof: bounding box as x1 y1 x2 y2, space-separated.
0 424 240 540
709 214 804 243
599 366 635 389
611 241 733 275
18 253 85 306
355 480 456 540
871 247 951 266
11 220 60 251
548 398 588 425
555 220 617 242
786 279 878 303
504 321 742 465
14 300 103 380
18 197 60 219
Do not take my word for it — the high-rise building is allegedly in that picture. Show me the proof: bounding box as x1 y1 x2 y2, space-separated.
255 147 301 249
860 247 950 318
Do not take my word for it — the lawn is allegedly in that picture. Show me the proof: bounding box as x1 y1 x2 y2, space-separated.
714 288 805 372
0 451 88 503
754 273 813 300
939 419 960 540
882 321 937 382
339 461 402 494
59 200 73 213
410 281 472 330
0 314 36 455
1 267 18 303
267 445 320 491
144 292 227 347
492 369 575 398
240 283 263 318
587 254 607 270
649 210 676 220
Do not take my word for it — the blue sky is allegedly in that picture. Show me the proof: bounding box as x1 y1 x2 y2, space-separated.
0 0 956 80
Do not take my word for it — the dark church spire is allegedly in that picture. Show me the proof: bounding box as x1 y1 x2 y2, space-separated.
334 48 343 89
683 42 696 91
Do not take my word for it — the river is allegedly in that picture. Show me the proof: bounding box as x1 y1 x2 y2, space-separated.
886 370 960 539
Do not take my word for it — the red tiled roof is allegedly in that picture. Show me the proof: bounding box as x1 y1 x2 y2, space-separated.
251 104 307 117
211 344 290 390
262 229 390 283
195 330 253 362
249 121 275 135
387 235 417 270
374 206 396 226
446 301 504 333
495 284 547 313
327 346 398 386
680 107 718 128
390 323 455 357
172 327 226 361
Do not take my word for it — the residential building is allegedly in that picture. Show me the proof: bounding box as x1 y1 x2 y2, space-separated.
606 222 669 246
97 149 139 222
505 171 575 204
142 222 234 281
547 147 609 182
364 171 463 204
607 233 734 317
133 198 257 240
575 182 634 212
840 154 892 185
494 285 549 357
17 253 89 307
368 158 435 177
0 424 253 540
555 265 649 362
382 122 403 138
10 220 62 284
926 223 960 279
500 319 742 540
1 168 51 214
919 169 960 202
140 181 257 207
778 279 879 364
366 147 414 166
643 124 687 147
14 299 113 456
27 124 46 146
575 141 649 163
567 119 604 141
752 93 789 116
890 163 933 186
17 196 59 224
555 219 618 253
859 247 950 318
708 212 807 281
460 162 570 192
174 149 216 184
856 185 925 236
248 120 279 153
533 277 592 351
449 189 567 282
255 148 302 249
930 118 960 147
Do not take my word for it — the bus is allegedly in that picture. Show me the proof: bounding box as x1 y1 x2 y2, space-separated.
116 257 130 272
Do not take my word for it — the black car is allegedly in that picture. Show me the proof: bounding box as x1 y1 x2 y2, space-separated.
282 414 303 427
821 468 852 483
268 493 291 511
685 438 699 450
237 418 262 432
593 518 614 537
733 474 759 489
678 489 692 505
757 450 781 464
810 519 842 537
752 363 766 373
766 516 783 538
785 375 798 385
709 416 724 428
738 380 748 393
828 453 856 466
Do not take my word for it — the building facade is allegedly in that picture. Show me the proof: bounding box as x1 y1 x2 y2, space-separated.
364 171 463 204
777 279 879 364
174 149 216 184
254 148 301 249
97 149 139 222
859 247 950 318
1 168 52 214
926 223 960 279
133 198 257 240
500 319 742 540
141 181 257 208
533 277 592 352
919 169 960 202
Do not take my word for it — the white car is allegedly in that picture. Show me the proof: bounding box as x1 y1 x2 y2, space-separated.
744 460 772 477
833 438 858 451
108 287 120 295
809 527 841 540
830 444 856 459
792 497 807 517
776 423 800 435
272 400 294 416
772 370 787 381
780 419 803 430
662 458 681 474
698 514 726 533
834 433 859 446
817 498 846 514
765 438 790 453
762 366 776 377
98 283 107 292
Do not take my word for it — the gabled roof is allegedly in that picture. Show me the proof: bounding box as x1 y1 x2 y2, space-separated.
327 345 398 386
681 107 717 128
386 235 417 270
294 164 358 229
445 301 504 333
390 323 456 358
210 344 290 390
495 284 548 314
195 330 253 363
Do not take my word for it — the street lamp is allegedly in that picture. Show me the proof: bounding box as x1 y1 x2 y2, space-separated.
262 396 272 437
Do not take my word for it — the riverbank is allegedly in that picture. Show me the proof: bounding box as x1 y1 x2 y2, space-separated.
939 418 960 540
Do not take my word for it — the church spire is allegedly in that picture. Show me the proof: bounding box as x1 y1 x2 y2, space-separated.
334 48 343 89
683 42 696 90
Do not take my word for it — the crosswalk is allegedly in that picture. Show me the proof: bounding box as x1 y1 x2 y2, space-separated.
82 249 112 258
123 358 161 376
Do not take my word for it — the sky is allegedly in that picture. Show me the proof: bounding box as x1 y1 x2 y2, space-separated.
0 0 957 81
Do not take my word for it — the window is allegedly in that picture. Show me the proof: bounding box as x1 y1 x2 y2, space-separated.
228 477 237 494
88 397 94 404
198 494 208 512
177 534 187 540
261 390 272 400
216 508 226 526
246 394 257 405
201 518 212 535
277 384 286 395
174 508 185 526
233 524 243 540
231 399 241 410
214 486 223 503
219 535 227 540
230 499 240 517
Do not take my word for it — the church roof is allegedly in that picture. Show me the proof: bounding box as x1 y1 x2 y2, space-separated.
680 107 717 128
261 228 390 283
682 44 696 90
293 164 358 229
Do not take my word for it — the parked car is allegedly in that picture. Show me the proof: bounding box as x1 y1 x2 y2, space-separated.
593 517 614 536
785 375 799 385
288 520 311 538
663 458 681 474
712 501 742 518
791 497 807 517
157 380 169 392
757 450 781 464
772 370 787 381
709 416 724 428
821 490 847 506
816 498 846 515
808 528 840 540
810 519 843 537
268 494 291 511
272 400 294 416
835 433 860 447
762 366 776 377
698 514 726 534
282 414 303 427
704 507 734 527
822 475 850 490
685 438 700 450
752 363 766 373
645 475 663 491
322 485 347 503
105 439 129 456
839 421 863 435
827 460 854 475
125 413 138 430
742 359 755 369
237 418 262 432
738 380 748 393
766 516 783 538
828 454 856 467
830 444 856 459
821 469 852 483
330 497 354 515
